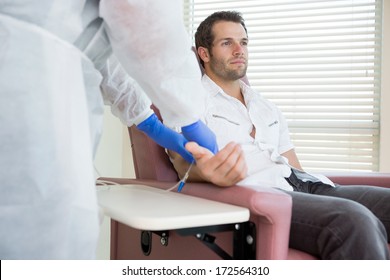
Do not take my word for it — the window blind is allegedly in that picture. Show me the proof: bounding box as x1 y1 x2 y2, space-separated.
183 0 383 172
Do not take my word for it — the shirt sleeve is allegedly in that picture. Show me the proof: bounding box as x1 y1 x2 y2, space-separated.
277 107 295 154
99 55 153 126
99 0 207 128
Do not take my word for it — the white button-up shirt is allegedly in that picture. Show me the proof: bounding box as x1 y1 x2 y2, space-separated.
202 75 335 191
202 75 295 191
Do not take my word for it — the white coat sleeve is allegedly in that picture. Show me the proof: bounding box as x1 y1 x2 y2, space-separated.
99 0 207 129
100 55 153 126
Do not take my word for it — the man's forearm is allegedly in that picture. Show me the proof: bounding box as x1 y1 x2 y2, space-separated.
168 150 208 182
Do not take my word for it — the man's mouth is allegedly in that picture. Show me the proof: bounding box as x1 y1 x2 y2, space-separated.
230 59 246 65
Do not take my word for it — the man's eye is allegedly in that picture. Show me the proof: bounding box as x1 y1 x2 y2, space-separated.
222 41 231 46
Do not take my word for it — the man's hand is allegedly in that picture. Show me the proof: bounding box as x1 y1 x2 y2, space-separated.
185 141 247 186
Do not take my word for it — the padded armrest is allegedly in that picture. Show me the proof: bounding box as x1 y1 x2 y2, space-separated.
98 177 292 259
324 172 390 188
98 177 291 223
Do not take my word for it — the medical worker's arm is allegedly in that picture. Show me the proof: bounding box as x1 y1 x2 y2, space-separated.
137 114 194 163
99 0 218 154
169 142 247 187
100 56 153 126
100 56 193 162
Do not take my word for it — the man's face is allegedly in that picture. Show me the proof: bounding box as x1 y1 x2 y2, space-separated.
208 21 248 81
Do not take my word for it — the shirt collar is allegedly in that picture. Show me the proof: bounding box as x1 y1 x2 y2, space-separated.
201 74 222 97
202 74 256 102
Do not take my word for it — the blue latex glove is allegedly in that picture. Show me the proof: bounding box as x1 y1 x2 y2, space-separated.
181 120 219 154
137 113 194 163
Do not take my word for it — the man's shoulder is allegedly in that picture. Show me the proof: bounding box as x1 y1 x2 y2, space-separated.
240 82 281 111
240 81 264 101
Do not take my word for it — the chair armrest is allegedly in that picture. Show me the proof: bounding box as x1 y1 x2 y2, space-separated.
323 172 390 188
98 177 292 259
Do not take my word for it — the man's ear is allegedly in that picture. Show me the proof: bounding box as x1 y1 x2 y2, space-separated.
197 47 210 64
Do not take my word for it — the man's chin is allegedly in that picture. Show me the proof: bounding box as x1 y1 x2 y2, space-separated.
229 71 247 80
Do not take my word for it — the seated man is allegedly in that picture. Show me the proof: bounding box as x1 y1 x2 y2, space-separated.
169 11 390 259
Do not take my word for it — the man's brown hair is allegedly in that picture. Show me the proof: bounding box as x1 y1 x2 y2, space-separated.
195 11 247 67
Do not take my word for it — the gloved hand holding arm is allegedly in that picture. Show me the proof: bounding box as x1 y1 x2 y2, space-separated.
100 56 196 163
181 120 219 155
137 113 194 163
100 56 218 163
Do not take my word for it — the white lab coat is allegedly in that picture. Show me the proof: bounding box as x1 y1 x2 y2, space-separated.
0 0 206 259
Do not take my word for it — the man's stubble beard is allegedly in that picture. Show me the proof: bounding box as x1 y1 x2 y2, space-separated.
209 56 247 81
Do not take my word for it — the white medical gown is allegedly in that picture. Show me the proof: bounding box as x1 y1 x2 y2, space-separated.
100 55 154 126
0 0 206 259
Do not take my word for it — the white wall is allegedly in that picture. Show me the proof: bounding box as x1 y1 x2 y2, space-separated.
94 106 134 259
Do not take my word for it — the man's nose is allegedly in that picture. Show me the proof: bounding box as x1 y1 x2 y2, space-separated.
233 43 244 55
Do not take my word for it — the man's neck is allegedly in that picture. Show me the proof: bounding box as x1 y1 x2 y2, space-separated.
206 73 244 104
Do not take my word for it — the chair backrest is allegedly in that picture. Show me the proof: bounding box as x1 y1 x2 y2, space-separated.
128 106 179 182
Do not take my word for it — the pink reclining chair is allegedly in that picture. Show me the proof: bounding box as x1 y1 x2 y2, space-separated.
100 110 390 260
100 47 390 259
